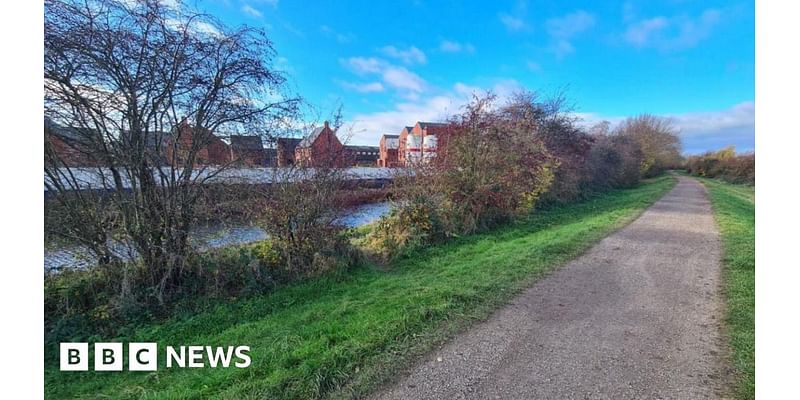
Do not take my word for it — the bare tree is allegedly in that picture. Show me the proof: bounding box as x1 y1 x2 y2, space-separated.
44 0 299 304
615 114 682 177
255 110 355 278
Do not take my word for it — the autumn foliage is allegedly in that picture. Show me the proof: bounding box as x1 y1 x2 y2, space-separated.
686 146 755 185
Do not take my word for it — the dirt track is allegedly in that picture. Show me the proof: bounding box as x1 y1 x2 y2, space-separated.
372 177 730 399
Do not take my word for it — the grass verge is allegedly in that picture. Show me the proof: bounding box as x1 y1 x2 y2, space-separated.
698 177 755 400
45 176 675 400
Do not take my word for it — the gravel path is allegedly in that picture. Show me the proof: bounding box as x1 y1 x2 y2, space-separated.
372 177 730 400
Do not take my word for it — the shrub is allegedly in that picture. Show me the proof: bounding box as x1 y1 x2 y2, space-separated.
584 133 644 190
358 196 445 262
44 236 348 344
503 91 594 203
257 167 358 279
686 147 755 185
432 95 556 234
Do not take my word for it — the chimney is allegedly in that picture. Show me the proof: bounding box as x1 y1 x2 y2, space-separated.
323 120 330 130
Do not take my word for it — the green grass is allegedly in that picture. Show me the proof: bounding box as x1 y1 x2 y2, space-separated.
45 176 676 400
698 177 755 400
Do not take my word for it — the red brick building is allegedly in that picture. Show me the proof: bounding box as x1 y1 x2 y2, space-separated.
397 126 414 166
397 121 446 166
345 145 380 167
229 135 266 166
295 121 348 167
45 118 98 167
166 121 231 166
377 134 400 167
276 137 301 166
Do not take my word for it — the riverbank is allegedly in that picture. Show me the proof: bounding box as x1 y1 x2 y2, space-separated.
45 201 393 270
45 176 675 399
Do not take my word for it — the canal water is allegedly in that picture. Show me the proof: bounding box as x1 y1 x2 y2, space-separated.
44 201 393 271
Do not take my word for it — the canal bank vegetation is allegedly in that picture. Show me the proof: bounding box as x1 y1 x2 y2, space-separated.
45 176 677 399
699 177 755 399
45 90 685 347
358 93 682 262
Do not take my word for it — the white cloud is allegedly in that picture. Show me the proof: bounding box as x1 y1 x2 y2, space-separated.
241 4 262 18
382 66 426 92
341 57 383 74
671 101 753 138
338 81 385 93
346 95 458 144
577 101 755 154
673 101 755 153
345 81 525 145
499 13 526 31
439 40 476 54
546 10 596 39
379 46 427 65
340 57 427 94
545 10 596 57
194 21 221 36
624 17 669 47
623 9 722 51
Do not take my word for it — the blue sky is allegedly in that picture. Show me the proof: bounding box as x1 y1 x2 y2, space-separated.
199 0 754 154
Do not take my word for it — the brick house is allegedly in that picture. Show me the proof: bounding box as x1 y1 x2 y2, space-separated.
275 137 301 166
377 134 400 167
295 121 348 167
165 121 231 166
397 126 414 166
398 121 447 166
229 135 266 166
45 118 98 167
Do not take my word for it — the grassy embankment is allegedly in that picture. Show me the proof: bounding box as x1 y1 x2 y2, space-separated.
698 177 755 400
45 176 675 400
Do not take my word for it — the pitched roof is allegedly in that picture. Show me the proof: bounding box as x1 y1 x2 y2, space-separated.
229 135 264 151
45 117 92 143
276 137 302 149
418 121 447 129
298 126 326 148
298 123 340 148
382 134 400 139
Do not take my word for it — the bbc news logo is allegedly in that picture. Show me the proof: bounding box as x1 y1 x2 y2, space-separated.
60 343 251 371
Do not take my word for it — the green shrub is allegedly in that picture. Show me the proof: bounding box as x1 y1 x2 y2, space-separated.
358 198 445 262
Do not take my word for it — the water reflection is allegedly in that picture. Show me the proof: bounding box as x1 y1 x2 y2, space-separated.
45 201 393 271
